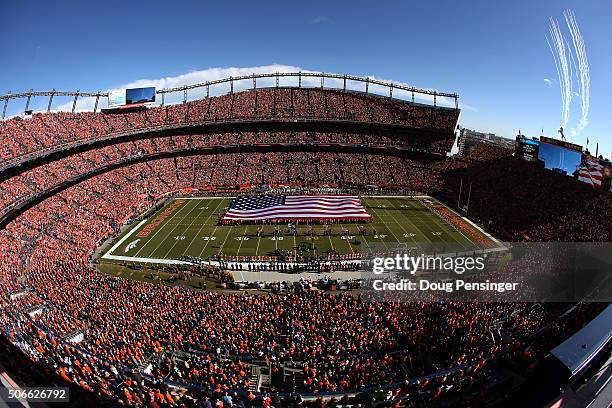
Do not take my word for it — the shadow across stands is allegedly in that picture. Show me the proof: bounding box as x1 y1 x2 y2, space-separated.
438 147 611 242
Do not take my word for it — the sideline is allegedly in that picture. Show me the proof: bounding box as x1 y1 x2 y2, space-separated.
101 219 148 259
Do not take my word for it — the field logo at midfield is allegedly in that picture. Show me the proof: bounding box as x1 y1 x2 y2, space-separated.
124 239 141 253
136 200 185 238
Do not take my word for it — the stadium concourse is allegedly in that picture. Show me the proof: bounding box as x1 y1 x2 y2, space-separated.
0 84 610 407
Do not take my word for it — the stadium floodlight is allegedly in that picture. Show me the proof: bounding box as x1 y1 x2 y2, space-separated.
94 93 100 113
72 90 79 113
24 89 33 114
47 89 55 112
2 91 10 119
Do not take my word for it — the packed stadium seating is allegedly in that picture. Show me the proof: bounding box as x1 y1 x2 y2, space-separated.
0 140 431 218
438 145 612 242
0 169 592 403
0 87 610 407
0 88 458 164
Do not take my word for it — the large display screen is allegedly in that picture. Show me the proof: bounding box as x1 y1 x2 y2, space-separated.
515 137 540 161
125 87 156 105
108 89 126 108
108 87 156 108
538 142 583 176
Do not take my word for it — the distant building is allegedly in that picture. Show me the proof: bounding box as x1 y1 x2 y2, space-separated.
457 127 515 155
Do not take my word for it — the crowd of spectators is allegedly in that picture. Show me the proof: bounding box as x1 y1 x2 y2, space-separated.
0 153 608 405
0 145 430 218
0 92 610 406
5 138 609 247
437 146 612 242
0 87 458 163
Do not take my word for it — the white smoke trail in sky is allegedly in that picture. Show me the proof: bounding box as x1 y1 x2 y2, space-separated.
566 38 577 97
546 17 572 129
564 9 590 139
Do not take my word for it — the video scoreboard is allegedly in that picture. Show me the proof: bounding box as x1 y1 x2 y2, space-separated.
108 87 156 109
515 135 540 162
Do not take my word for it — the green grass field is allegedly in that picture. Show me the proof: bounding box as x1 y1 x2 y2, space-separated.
100 196 493 264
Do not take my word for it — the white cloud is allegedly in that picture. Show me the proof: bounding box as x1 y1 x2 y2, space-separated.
56 64 303 111
51 64 472 113
543 78 553 86
309 16 332 25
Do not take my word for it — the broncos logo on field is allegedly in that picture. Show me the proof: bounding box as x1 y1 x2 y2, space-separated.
124 239 141 253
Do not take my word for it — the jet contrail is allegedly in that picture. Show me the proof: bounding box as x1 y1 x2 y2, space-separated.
563 9 590 138
546 17 572 130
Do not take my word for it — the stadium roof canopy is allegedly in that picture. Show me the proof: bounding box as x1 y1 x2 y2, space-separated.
551 304 612 376
0 72 459 117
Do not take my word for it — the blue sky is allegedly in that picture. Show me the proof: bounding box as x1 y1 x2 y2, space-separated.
1 0 610 158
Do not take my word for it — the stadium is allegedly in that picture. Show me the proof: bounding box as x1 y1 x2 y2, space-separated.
0 67 610 408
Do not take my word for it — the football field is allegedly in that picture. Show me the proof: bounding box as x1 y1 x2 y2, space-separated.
100 196 496 264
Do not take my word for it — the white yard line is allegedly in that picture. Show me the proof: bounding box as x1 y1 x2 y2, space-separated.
362 205 391 252
416 198 482 250
400 198 469 251
100 254 193 265
145 200 203 258
343 226 356 253
236 225 249 254
352 224 371 251
366 200 402 245
194 199 229 258
255 233 262 256
217 225 234 257
379 198 424 249
185 198 227 256
327 227 335 251
416 197 506 255
133 200 189 257
156 200 212 259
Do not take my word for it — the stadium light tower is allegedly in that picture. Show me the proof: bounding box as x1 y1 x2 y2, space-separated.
72 90 79 113
24 89 33 114
47 89 55 112
2 91 10 119
94 93 100 113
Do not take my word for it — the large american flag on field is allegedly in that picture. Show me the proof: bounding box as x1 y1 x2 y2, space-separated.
221 195 372 223
578 156 604 189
